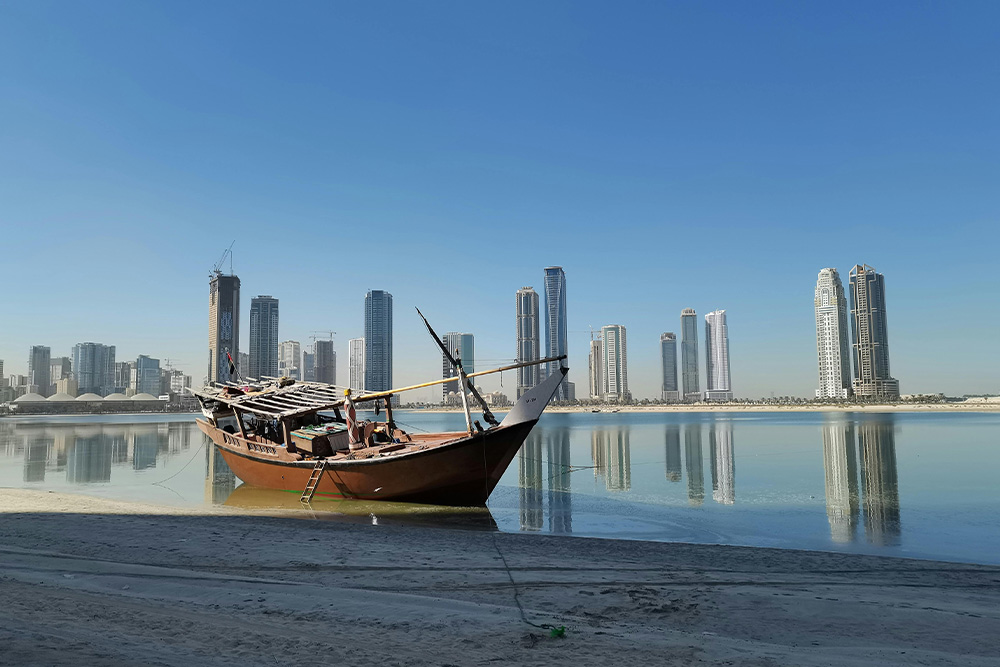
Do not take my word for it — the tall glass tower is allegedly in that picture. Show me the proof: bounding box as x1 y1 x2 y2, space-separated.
364 290 393 393
600 324 628 402
815 268 852 399
543 267 569 401
704 309 732 401
848 265 899 399
515 287 540 398
441 332 474 399
660 332 679 401
249 296 279 379
209 272 240 384
680 309 699 401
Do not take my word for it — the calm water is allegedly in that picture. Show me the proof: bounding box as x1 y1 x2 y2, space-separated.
2 411 998 564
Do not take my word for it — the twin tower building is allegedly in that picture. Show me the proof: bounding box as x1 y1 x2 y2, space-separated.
815 264 899 400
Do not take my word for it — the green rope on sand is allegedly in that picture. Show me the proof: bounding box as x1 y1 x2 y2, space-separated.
549 626 566 638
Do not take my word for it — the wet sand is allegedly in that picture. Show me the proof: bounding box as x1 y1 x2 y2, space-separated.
2 488 999 666
422 403 1000 414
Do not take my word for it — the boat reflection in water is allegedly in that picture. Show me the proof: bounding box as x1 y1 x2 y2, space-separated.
205 442 237 504
822 415 901 546
220 482 498 531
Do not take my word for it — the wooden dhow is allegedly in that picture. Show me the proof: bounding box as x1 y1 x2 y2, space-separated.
192 356 567 506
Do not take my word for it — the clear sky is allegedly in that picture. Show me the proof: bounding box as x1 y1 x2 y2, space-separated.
1 1 997 399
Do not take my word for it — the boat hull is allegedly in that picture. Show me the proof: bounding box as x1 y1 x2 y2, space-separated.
197 419 536 505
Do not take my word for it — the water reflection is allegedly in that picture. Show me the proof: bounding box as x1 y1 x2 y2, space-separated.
546 429 572 534
821 416 901 546
205 442 237 504
1 421 198 487
822 420 859 543
591 427 631 492
684 424 705 506
518 433 543 531
664 425 681 482
858 418 901 546
710 422 735 505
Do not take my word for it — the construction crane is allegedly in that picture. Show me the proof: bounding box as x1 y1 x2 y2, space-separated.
210 240 236 277
310 331 337 343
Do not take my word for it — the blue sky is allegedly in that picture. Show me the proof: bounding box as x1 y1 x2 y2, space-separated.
1 1 997 399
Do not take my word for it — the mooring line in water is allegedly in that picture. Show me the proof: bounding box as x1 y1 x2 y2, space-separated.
151 440 206 492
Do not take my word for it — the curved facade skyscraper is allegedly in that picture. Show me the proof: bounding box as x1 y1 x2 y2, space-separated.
704 309 732 401
815 268 852 399
680 309 699 401
543 267 570 401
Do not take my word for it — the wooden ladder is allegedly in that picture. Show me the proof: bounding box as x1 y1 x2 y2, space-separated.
300 459 326 503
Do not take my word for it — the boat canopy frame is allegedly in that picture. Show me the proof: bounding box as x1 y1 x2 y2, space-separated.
191 355 567 420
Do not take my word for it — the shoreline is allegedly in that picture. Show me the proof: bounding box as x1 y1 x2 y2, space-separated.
2 488 999 666
416 402 1000 414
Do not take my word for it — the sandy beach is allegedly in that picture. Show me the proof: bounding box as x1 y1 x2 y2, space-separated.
2 489 999 666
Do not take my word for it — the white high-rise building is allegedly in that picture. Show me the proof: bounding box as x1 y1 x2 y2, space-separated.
588 336 603 400
815 268 852 399
349 338 365 391
600 324 629 402
515 287 540 398
278 340 301 380
704 310 732 401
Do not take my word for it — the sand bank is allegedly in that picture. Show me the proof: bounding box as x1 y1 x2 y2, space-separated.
2 488 998 666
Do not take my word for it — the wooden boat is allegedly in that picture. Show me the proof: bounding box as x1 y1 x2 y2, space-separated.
193 356 567 506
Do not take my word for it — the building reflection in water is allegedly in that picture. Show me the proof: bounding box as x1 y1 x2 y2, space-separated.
23 434 51 483
546 429 572 534
709 422 735 505
10 421 198 487
595 427 630 492
517 433 544 531
205 442 237 504
664 425 681 483
684 424 705 505
822 420 859 543
858 418 901 546
821 416 901 546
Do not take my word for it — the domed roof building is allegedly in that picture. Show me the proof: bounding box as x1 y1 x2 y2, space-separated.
131 393 161 401
13 393 46 402
47 392 77 402
76 393 104 401
104 393 129 401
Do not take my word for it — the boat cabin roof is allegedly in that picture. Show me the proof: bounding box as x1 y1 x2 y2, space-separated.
193 381 370 419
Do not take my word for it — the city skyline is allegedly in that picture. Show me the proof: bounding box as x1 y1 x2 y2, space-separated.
2 4 998 398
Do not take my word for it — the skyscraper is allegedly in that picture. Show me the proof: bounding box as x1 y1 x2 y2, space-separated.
660 332 679 401
28 345 51 397
72 342 116 396
543 267 569 401
302 350 315 382
135 355 160 395
249 296 279 379
704 310 733 401
680 309 700 401
348 337 365 391
815 269 852 399
314 339 336 385
515 287 540 399
364 290 393 393
849 264 899 399
441 332 474 399
278 340 300 380
208 272 240 384
601 324 628 402
588 335 603 400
